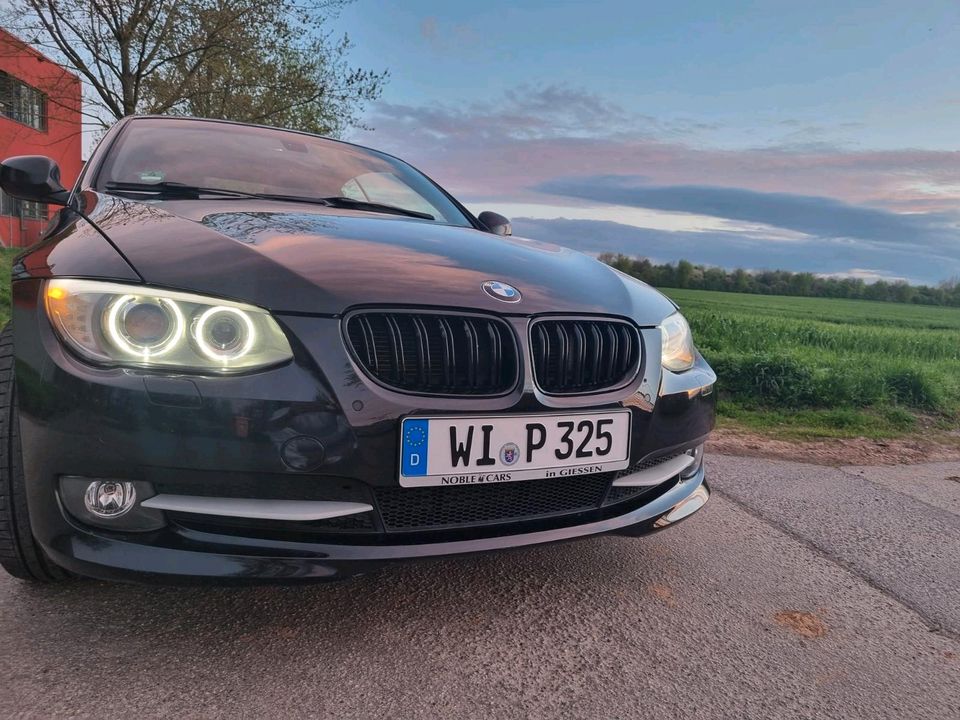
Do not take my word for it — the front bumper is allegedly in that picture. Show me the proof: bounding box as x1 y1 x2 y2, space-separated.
43 467 709 584
12 279 715 584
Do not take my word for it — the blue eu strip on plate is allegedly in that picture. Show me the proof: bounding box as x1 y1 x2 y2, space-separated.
401 419 429 476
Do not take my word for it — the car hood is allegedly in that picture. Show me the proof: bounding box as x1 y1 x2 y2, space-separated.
84 194 676 323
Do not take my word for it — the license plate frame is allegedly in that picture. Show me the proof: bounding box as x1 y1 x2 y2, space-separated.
398 410 632 488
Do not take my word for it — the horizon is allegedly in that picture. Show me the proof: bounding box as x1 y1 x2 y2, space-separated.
334 0 960 285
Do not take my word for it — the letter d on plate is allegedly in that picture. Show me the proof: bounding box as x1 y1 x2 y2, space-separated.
401 419 429 476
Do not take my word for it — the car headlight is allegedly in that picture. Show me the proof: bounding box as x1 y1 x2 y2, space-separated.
660 311 696 372
44 279 293 373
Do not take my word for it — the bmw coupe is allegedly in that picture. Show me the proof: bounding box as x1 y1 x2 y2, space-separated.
0 116 715 584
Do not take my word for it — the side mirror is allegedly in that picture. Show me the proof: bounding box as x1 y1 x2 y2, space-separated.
478 211 512 236
0 155 70 206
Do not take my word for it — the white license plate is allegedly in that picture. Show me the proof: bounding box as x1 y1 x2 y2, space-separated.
399 410 631 487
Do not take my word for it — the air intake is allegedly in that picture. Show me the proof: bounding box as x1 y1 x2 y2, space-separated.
530 318 641 395
375 473 613 531
345 311 519 396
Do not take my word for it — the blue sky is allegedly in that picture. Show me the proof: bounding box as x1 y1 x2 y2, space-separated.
336 1 960 284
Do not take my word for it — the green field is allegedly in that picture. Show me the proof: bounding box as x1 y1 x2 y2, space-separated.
664 288 960 439
0 247 17 327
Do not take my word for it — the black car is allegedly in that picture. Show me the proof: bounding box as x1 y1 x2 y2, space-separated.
0 116 715 584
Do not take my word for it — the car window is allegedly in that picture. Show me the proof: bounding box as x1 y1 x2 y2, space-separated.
97 118 473 227
341 172 445 218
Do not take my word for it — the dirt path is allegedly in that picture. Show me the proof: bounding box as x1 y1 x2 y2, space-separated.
708 426 960 466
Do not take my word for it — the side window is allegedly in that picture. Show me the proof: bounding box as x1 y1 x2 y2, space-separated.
341 172 442 217
340 178 367 201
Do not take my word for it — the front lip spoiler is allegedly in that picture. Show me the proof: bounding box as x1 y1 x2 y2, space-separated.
42 468 709 583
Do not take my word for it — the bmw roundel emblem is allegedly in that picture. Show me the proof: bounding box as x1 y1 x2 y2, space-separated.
482 280 522 303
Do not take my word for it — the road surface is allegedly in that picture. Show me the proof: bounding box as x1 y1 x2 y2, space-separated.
1 455 958 719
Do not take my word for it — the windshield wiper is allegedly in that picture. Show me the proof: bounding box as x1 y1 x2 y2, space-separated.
105 182 332 205
318 196 435 220
104 181 259 199
104 183 435 220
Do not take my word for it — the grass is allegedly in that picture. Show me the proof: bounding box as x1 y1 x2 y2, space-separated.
663 288 960 439
0 247 18 327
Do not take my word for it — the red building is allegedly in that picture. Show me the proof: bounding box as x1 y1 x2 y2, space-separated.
0 29 82 247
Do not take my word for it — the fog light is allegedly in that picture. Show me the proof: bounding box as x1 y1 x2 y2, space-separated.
61 476 165 531
83 481 137 518
681 444 704 480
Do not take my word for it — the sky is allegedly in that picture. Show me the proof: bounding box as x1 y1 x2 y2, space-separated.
331 0 960 285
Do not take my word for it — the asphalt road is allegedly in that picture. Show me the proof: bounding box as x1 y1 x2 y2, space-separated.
1 455 958 720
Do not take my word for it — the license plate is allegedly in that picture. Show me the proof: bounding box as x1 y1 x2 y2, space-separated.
399 410 631 487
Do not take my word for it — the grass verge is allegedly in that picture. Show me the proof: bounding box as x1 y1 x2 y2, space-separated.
664 288 960 440
0 247 17 327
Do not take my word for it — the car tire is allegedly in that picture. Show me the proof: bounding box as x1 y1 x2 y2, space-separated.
0 324 69 583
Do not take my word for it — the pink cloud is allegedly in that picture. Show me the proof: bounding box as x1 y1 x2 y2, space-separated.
356 87 960 213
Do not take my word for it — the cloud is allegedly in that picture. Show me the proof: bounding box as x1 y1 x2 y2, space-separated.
815 269 912 283
509 217 959 285
351 83 960 283
537 175 960 257
367 84 644 144
357 89 960 211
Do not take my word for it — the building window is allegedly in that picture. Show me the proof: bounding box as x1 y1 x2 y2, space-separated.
0 188 15 216
0 190 20 217
21 199 47 220
0 188 47 221
0 70 48 131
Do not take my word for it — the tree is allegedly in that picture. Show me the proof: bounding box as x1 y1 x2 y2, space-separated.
597 254 960 307
788 272 815 297
3 0 387 136
675 259 694 288
732 268 751 293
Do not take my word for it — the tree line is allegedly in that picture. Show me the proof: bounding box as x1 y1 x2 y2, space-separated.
599 254 960 307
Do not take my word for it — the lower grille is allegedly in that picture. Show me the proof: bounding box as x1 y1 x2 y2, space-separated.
375 473 613 532
604 485 647 505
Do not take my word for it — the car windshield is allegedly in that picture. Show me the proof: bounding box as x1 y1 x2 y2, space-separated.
95 118 473 226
